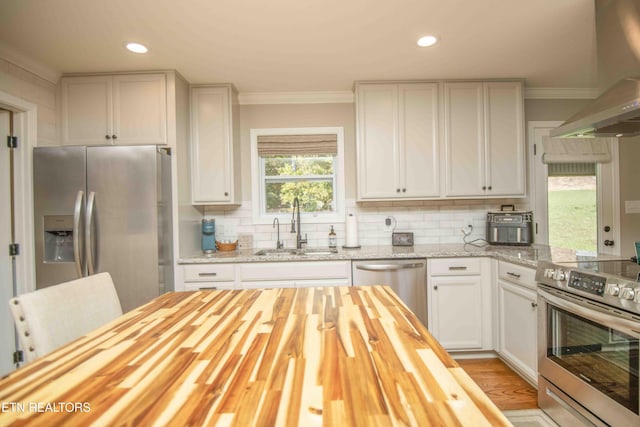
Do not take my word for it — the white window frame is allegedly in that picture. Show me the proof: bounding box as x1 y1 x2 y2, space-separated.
250 127 345 225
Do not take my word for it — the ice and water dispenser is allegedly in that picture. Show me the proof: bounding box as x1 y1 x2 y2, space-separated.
43 215 75 262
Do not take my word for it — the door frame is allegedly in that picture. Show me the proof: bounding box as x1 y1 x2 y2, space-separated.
0 89 36 294
528 121 620 255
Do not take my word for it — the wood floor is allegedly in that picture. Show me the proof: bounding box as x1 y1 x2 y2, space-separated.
457 358 539 411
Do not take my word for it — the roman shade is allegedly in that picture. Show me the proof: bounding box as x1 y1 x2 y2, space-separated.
542 136 611 164
257 134 338 156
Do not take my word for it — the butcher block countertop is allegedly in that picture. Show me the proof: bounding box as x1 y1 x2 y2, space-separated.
0 287 511 426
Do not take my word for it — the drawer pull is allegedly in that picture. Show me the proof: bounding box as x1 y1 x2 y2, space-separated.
448 266 467 271
199 287 218 290
198 272 218 277
507 272 521 279
531 302 538 308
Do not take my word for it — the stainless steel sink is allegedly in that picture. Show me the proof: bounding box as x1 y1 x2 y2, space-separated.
295 247 338 256
253 247 338 256
253 248 298 256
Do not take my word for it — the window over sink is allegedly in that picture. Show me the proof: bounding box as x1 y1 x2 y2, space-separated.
250 127 345 224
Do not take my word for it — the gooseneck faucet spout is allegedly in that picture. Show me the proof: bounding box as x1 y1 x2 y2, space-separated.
273 217 283 249
291 197 307 249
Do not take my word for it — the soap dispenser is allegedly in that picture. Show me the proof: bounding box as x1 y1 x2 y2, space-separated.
328 225 337 248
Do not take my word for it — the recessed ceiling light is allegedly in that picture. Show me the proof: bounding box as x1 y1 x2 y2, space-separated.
125 42 149 54
417 35 438 47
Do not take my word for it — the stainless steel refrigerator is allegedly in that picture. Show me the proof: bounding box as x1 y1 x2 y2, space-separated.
33 145 173 312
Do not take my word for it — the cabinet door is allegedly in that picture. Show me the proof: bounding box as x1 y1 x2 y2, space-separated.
112 74 167 145
429 275 484 350
399 83 440 198
484 82 525 196
356 84 399 199
60 76 112 146
497 279 538 383
442 82 485 197
191 87 234 204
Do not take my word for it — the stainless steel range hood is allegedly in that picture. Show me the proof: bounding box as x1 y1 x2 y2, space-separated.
550 76 640 138
551 0 640 138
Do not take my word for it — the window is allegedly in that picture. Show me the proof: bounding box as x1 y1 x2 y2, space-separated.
251 127 345 224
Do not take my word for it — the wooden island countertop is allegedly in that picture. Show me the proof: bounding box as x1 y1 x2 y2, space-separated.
0 286 512 426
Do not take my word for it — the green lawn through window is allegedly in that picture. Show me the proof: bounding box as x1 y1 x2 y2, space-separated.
548 189 597 252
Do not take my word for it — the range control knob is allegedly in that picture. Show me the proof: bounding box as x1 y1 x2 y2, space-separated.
553 270 567 281
607 284 620 296
545 269 556 279
620 287 636 301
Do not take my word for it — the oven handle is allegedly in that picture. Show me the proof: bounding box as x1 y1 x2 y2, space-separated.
538 288 640 337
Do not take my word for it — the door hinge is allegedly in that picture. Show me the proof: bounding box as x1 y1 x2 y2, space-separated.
9 243 19 256
7 136 17 148
535 223 538 234
12 350 23 365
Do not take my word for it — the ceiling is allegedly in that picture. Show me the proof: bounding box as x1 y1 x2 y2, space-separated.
0 0 597 93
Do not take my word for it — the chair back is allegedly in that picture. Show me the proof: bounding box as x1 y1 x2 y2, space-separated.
9 272 123 362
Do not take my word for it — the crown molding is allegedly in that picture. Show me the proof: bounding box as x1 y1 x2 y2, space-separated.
238 91 354 105
0 42 60 84
524 87 599 99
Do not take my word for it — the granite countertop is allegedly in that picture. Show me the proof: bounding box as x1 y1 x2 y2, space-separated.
179 243 622 268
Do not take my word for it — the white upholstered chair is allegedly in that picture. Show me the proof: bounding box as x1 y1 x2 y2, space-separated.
9 272 123 363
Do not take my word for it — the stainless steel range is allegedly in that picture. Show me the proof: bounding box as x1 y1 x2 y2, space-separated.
536 259 640 427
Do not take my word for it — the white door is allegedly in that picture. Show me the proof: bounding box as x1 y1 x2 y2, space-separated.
0 109 14 375
112 74 167 145
399 83 440 198
429 275 484 350
442 82 485 197
529 122 620 254
60 76 112 146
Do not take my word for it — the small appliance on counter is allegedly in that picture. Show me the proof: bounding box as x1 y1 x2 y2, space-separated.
202 219 216 253
487 205 533 246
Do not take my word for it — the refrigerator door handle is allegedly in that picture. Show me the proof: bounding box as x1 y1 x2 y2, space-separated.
72 190 84 277
86 191 96 275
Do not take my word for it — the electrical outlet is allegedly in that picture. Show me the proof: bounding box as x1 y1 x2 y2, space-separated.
384 216 393 231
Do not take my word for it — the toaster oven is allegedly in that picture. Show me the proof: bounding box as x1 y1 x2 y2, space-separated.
487 205 533 246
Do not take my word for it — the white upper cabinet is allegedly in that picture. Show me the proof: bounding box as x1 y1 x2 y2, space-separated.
356 82 439 200
442 81 525 198
190 85 241 205
60 73 168 146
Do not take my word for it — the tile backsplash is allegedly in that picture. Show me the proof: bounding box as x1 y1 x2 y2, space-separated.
203 198 530 249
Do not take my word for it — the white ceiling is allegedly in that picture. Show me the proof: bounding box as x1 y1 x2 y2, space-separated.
0 0 597 92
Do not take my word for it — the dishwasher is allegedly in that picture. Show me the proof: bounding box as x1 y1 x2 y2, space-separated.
352 259 427 326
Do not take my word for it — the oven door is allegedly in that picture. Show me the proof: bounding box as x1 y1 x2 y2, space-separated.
538 286 640 427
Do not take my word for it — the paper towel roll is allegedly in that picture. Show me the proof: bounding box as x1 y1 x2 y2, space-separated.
344 214 360 248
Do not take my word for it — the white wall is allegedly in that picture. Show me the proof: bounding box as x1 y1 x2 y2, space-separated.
0 57 56 146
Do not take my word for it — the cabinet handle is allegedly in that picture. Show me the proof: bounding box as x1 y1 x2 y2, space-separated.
105 135 111 140
482 186 486 190
448 266 467 271
112 135 117 140
433 285 438 290
402 188 406 192
507 271 521 279
488 185 492 190
224 192 229 196
396 188 400 193
198 272 217 276
199 287 218 290
531 302 538 308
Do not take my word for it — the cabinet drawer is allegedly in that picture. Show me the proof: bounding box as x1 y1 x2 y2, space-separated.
183 264 235 282
429 258 483 276
238 261 350 282
184 282 235 291
498 261 536 290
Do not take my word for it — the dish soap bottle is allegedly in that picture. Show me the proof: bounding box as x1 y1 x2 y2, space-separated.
328 225 337 248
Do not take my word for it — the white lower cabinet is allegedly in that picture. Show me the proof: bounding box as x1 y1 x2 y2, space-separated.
181 264 236 291
427 258 492 351
236 261 351 289
497 261 538 384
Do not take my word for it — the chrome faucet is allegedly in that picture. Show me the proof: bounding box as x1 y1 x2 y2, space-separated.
272 217 283 249
291 197 307 249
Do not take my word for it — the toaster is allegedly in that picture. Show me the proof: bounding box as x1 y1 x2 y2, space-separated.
487 205 533 246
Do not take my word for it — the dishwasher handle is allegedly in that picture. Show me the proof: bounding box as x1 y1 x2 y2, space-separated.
356 262 424 272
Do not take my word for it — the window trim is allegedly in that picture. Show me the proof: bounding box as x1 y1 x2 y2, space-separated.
250 127 345 225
